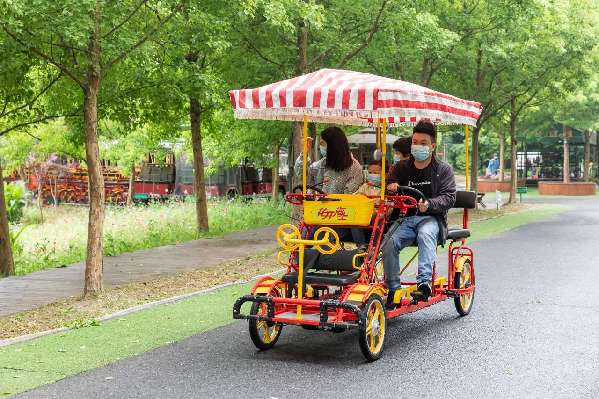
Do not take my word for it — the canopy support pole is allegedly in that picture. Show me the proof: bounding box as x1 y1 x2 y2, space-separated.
302 114 308 195
381 119 387 200
464 124 470 228
464 124 469 191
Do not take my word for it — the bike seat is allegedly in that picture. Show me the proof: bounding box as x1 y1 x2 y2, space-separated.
447 228 470 240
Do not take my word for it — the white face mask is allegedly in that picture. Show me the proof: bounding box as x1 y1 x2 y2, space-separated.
411 145 431 161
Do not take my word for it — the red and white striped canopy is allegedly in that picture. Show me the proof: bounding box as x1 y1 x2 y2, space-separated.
229 69 482 127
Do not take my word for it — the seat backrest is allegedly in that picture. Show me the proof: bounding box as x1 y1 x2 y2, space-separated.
304 248 363 272
453 190 476 209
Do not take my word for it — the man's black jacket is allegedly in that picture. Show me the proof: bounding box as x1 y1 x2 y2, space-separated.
387 155 457 244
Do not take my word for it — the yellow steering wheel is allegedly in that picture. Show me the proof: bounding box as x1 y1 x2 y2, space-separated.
313 227 341 255
276 224 301 251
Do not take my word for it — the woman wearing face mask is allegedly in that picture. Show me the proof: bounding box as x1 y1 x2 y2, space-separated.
294 126 363 195
293 126 364 241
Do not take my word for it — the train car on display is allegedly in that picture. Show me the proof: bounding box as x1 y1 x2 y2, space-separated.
203 162 288 199
20 153 288 205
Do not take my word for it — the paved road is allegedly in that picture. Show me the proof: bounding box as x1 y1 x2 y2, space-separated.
0 226 277 315
16 197 599 399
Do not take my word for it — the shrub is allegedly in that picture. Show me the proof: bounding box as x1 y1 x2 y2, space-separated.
4 182 26 223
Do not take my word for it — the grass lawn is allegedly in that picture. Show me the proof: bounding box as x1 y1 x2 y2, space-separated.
0 202 568 397
11 199 290 276
479 186 599 205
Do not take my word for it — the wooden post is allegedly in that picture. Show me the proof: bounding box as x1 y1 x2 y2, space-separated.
272 142 280 202
563 125 571 184
583 130 591 182
499 130 505 182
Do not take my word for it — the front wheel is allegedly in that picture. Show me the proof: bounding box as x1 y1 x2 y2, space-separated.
454 259 475 316
359 295 386 362
248 300 282 350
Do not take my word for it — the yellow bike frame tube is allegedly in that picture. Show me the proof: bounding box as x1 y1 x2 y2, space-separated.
464 124 469 191
297 243 304 319
302 115 308 195
381 118 387 200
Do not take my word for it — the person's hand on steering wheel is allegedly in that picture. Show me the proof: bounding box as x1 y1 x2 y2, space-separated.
417 198 429 213
387 182 399 192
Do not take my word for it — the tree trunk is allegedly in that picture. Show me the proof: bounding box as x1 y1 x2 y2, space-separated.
469 45 483 193
287 128 294 188
127 162 135 206
272 142 280 202
508 96 518 204
190 96 209 232
499 130 505 182
523 133 528 182
0 162 15 277
36 172 44 223
583 130 591 182
470 124 481 194
83 22 105 297
563 125 570 183
290 20 309 188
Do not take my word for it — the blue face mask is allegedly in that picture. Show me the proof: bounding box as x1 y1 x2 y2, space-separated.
393 154 402 163
320 146 327 157
367 174 381 186
411 145 431 161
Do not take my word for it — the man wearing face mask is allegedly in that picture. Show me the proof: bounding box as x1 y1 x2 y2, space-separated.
384 119 456 306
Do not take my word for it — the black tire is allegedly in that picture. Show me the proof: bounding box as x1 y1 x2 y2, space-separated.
454 260 475 316
248 301 282 350
358 295 386 362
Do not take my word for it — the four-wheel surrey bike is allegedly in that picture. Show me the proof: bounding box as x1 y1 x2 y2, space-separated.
230 68 482 361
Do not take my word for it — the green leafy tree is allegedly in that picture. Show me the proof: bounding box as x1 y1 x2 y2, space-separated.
1 0 182 295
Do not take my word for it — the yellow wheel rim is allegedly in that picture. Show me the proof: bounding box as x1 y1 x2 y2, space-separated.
256 303 280 344
365 299 385 355
459 262 473 310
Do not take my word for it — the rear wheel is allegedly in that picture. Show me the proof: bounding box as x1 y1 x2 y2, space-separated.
454 259 475 316
359 295 386 361
249 300 282 350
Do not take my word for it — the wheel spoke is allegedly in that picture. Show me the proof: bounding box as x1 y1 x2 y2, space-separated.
263 327 272 342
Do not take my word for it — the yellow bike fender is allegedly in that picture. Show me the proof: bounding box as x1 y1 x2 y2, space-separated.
454 256 470 274
252 276 285 295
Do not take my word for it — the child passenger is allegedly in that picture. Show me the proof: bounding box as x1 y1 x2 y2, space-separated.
351 161 389 247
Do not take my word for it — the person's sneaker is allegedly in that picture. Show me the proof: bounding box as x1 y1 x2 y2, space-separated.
411 282 432 302
386 290 397 310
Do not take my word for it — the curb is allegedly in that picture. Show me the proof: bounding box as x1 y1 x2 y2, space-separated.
0 268 285 348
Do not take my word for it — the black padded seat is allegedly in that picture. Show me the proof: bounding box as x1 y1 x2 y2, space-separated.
282 271 360 286
447 228 470 240
303 248 364 272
